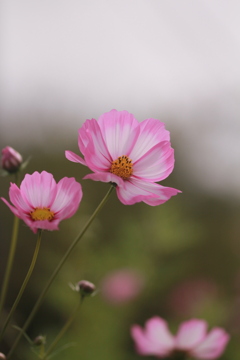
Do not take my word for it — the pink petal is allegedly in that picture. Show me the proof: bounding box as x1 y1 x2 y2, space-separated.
133 142 174 182
116 180 157 205
98 109 140 160
190 328 230 360
175 319 207 350
131 325 157 355
1 197 21 218
117 178 180 206
78 119 94 155
80 119 112 171
8 183 32 212
131 317 174 357
84 140 112 172
25 218 61 233
0 201 44 234
130 118 170 161
20 171 57 208
65 150 86 165
145 317 175 352
84 171 125 188
78 117 110 157
51 177 82 219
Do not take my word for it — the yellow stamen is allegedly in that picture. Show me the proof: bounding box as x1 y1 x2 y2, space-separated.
30 207 54 221
110 155 133 180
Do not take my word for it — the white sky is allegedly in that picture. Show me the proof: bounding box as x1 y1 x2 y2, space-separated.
1 0 240 199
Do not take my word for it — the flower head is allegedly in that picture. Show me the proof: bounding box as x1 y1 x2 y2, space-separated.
169 279 218 317
65 110 180 205
101 268 144 304
131 317 230 359
1 146 23 173
1 171 82 233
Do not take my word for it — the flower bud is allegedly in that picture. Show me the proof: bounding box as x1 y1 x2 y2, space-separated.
1 146 23 173
0 353 6 359
78 280 96 297
33 335 46 346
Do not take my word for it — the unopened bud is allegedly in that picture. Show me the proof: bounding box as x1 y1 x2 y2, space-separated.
33 335 46 346
1 146 23 173
0 353 6 359
78 280 96 297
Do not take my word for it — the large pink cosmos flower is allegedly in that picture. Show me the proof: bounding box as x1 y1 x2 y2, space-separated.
65 110 180 205
131 317 230 359
1 171 82 233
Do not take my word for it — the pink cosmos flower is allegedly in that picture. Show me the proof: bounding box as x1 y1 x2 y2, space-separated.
169 279 218 317
1 171 82 233
131 317 230 359
101 269 144 304
65 110 180 205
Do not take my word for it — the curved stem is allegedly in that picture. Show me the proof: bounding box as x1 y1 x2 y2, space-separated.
0 173 20 319
7 185 114 359
0 230 42 342
42 300 81 359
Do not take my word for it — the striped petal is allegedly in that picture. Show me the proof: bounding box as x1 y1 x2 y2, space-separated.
65 150 86 165
190 328 230 359
176 319 207 350
51 177 82 219
80 119 112 171
20 171 57 208
117 178 180 206
133 142 174 182
131 317 175 356
98 109 140 160
130 118 170 161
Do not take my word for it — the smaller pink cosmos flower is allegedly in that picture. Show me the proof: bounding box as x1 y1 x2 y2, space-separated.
131 317 230 359
1 171 82 233
65 110 181 206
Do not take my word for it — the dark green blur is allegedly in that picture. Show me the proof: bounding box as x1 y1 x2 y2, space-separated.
0 145 239 360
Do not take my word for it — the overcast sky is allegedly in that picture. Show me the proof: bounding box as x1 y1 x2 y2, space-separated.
1 0 240 199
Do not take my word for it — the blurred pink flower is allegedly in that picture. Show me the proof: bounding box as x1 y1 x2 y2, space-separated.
131 317 229 359
101 269 144 304
1 171 82 233
66 109 180 205
169 279 218 317
1 146 22 173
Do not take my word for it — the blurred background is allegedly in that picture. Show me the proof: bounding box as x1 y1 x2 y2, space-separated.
0 0 240 359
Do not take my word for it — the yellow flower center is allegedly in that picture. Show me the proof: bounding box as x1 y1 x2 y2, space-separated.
110 155 133 180
30 207 55 221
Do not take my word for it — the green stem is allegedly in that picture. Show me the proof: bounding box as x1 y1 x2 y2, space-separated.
0 230 42 342
39 343 45 358
42 300 81 360
0 173 20 319
7 185 114 359
0 216 20 319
